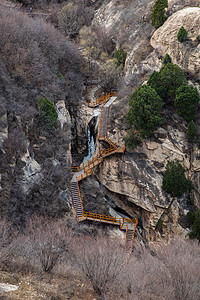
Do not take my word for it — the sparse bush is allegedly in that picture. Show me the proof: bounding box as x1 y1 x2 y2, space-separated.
177 26 188 43
92 24 115 55
151 0 168 29
196 35 200 42
127 85 163 137
37 97 58 127
114 47 127 68
175 83 200 122
25 216 73 273
163 53 171 65
72 232 125 299
153 238 200 300
189 208 200 242
57 2 94 38
162 159 192 197
187 211 195 226
187 121 198 141
123 129 142 150
0 218 18 267
155 218 163 230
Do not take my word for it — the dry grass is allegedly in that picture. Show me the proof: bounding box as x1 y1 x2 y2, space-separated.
0 267 96 300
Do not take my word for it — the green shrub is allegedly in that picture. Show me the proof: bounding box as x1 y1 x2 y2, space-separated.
57 72 65 80
148 63 186 101
196 35 200 42
162 159 192 197
155 218 163 230
187 121 198 141
37 97 58 127
189 208 200 242
151 0 168 29
163 53 172 65
127 85 163 137
177 26 188 43
123 130 142 150
175 84 200 122
187 211 195 226
114 47 127 68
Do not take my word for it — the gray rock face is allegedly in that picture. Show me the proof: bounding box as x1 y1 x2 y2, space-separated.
88 2 200 240
96 92 199 239
97 122 196 238
21 149 42 194
93 0 155 84
167 0 200 15
151 7 200 79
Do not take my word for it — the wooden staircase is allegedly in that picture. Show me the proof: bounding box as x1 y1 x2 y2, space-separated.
70 92 138 253
98 106 109 139
86 91 117 108
70 181 84 219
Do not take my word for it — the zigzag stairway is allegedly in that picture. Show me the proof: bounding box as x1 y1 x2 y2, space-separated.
70 92 138 253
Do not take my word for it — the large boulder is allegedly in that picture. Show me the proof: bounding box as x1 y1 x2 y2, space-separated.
151 7 200 79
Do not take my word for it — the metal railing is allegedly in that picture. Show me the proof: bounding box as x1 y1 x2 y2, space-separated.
70 91 138 250
86 91 118 108
83 211 137 225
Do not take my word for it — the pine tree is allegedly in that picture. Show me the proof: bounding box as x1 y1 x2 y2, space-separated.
187 121 198 141
148 63 186 102
162 159 192 197
37 97 58 127
189 208 200 242
177 26 188 42
114 47 127 68
127 85 163 137
175 84 200 122
151 0 168 29
163 53 172 65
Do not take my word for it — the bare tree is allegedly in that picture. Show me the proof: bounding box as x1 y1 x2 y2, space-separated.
72 232 126 299
25 215 73 273
154 238 200 300
124 249 174 300
92 23 115 55
0 217 18 267
57 1 94 39
123 238 200 300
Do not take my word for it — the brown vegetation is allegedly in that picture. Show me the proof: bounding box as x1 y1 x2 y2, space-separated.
0 4 87 224
1 217 199 299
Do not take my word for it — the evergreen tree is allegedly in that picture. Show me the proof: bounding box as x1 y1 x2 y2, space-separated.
163 53 172 65
189 208 200 242
151 0 168 29
187 121 198 141
162 159 192 197
175 84 200 122
148 63 186 102
127 85 163 137
37 97 58 127
114 47 127 68
187 211 195 226
177 26 188 43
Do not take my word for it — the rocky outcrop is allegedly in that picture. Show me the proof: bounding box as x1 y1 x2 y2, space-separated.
97 118 197 239
94 87 200 240
167 0 200 15
93 0 155 84
151 7 200 80
0 99 72 223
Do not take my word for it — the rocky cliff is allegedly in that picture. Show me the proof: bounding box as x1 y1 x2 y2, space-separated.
87 0 200 240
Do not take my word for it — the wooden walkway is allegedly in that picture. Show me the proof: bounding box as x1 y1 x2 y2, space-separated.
70 92 138 253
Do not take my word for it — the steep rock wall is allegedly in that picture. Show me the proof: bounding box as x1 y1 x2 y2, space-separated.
151 7 200 80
